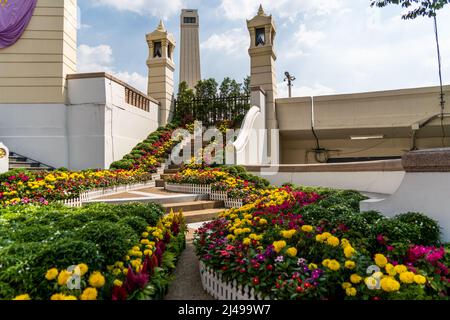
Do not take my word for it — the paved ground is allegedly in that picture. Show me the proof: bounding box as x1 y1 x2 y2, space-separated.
164 229 213 300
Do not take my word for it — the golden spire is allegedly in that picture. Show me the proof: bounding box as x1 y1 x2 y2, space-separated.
157 19 166 32
257 4 265 16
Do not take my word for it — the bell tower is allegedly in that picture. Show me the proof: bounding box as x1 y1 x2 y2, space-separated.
247 5 279 163
146 20 176 126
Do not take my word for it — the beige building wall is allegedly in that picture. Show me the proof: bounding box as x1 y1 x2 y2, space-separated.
277 85 450 164
179 9 201 89
0 0 77 104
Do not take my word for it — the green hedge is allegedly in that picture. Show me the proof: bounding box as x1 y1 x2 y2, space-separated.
0 203 165 300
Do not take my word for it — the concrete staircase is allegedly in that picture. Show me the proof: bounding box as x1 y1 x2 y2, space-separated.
8 152 54 171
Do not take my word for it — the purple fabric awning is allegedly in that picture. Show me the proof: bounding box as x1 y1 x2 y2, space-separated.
0 0 38 49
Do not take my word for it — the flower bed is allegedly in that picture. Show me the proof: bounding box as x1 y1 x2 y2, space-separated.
194 186 450 300
0 203 186 300
0 122 183 207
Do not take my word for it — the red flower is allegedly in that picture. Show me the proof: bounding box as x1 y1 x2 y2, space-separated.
112 286 128 300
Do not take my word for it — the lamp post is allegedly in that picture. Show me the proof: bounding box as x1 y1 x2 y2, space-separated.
284 71 296 98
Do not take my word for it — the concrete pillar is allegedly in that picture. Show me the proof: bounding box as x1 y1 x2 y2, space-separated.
146 21 176 126
247 5 279 164
180 9 201 89
0 142 9 173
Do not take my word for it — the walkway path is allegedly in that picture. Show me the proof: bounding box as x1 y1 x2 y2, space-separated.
164 228 213 300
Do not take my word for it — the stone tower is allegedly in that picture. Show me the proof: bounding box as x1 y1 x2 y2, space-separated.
146 20 176 126
247 5 279 163
179 9 201 89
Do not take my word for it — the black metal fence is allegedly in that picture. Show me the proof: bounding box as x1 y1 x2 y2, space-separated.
174 95 251 126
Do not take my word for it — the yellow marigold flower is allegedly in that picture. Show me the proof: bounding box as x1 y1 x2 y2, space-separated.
286 247 298 257
374 254 388 268
80 287 98 301
385 263 396 276
399 271 415 284
346 287 357 297
365 277 378 289
326 236 340 247
142 232 149 238
345 260 356 270
272 240 287 253
309 263 318 270
13 294 31 300
226 234 235 241
281 229 296 239
144 249 153 256
45 268 59 281
64 296 77 300
414 275 427 285
322 259 331 267
394 264 408 274
113 279 123 287
327 259 341 271
315 234 325 243
344 246 355 259
77 263 89 276
322 232 332 239
88 271 105 288
57 270 72 286
301 225 314 233
115 261 124 268
341 238 350 248
242 238 251 246
123 268 129 275
51 293 66 300
380 277 400 292
342 282 352 289
350 274 363 284
141 239 150 245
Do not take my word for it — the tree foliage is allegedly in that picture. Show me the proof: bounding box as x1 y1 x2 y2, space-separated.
370 0 449 19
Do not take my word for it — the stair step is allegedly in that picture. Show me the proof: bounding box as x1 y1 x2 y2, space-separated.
160 173 175 180
164 169 179 174
182 208 225 224
163 200 224 214
155 179 165 188
168 164 182 169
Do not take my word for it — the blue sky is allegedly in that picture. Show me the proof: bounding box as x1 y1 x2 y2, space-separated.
77 0 450 97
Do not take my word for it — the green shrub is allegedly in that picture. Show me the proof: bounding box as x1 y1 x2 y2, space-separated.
76 222 138 265
374 219 422 245
393 212 441 245
358 211 385 224
119 216 148 233
110 159 134 170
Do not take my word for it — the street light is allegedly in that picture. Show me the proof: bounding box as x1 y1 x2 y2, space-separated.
284 71 296 98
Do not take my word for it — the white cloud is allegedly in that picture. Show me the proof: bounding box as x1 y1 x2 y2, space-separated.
294 24 326 47
217 0 346 21
201 28 248 54
77 44 147 92
91 0 183 18
277 82 335 98
78 44 114 72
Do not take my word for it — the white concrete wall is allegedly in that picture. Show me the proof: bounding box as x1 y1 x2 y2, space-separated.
361 172 450 242
0 75 159 170
0 104 68 168
247 170 405 195
68 76 159 169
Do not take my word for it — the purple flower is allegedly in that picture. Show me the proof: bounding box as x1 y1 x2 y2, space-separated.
275 256 284 263
256 254 265 262
297 258 307 266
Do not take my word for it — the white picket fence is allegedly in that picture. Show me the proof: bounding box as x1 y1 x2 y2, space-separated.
210 190 228 201
165 183 211 194
199 261 272 300
60 161 169 207
224 198 244 208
